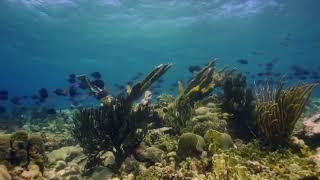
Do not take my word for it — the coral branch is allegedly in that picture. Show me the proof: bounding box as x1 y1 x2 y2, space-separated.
254 83 318 145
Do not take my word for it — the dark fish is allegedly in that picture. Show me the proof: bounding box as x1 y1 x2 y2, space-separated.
265 62 274 67
284 33 292 41
131 75 140 81
70 99 81 108
291 65 302 71
0 106 6 114
10 96 21 105
0 90 8 95
127 81 133 86
39 88 49 99
69 74 76 79
46 108 57 115
68 78 76 84
286 76 293 80
131 72 144 81
311 72 319 76
91 72 102 79
0 95 8 101
157 79 164 84
77 74 87 83
293 72 302 77
69 86 77 97
303 71 310 76
53 88 68 96
299 76 307 80
310 75 320 80
92 79 105 89
290 65 311 77
0 90 8 101
273 73 281 77
188 65 202 74
264 71 273 76
237 59 248 65
79 82 88 90
31 95 39 100
257 73 264 77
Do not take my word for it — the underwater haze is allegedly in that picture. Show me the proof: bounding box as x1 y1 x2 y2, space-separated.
2 1 320 179
1 0 320 105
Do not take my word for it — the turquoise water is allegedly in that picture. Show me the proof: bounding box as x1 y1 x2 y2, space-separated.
0 0 320 108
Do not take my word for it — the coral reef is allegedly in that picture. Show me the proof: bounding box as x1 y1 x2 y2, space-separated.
2 61 320 179
73 64 171 172
254 81 318 145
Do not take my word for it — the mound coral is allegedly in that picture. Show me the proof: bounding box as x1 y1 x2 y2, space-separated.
177 133 205 160
187 97 229 136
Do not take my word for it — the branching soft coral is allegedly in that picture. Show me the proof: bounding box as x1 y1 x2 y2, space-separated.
72 64 171 172
254 81 318 145
221 73 256 139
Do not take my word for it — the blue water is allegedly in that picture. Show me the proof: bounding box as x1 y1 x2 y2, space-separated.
0 0 320 108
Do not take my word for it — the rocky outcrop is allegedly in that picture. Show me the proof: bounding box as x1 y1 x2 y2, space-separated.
0 165 11 180
303 113 320 139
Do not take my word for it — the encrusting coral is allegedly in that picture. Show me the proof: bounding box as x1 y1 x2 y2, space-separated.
72 64 172 172
254 80 318 145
